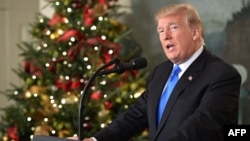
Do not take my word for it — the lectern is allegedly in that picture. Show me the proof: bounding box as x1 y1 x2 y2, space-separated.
33 135 74 141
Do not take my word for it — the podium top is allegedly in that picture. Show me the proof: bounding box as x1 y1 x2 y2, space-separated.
33 135 75 141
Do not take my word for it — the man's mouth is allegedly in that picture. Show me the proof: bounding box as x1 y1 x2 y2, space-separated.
166 44 174 50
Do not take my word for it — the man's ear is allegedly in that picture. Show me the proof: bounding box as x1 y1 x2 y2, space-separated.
192 26 200 40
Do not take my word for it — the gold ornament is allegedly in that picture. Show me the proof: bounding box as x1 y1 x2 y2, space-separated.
39 94 59 115
30 85 47 94
34 124 52 136
93 3 107 17
58 130 70 138
98 106 110 119
62 92 79 104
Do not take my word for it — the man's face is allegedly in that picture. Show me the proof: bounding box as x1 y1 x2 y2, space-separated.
157 13 200 64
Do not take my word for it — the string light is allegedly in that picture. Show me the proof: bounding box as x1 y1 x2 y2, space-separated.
55 1 60 6
83 57 88 61
27 117 32 122
100 123 106 128
50 99 55 104
68 41 73 46
108 49 114 54
62 51 67 56
45 63 50 68
50 34 56 39
51 130 56 134
90 25 97 31
65 76 70 80
77 20 81 25
103 94 107 98
67 7 72 13
67 63 72 68
33 93 38 97
104 17 108 21
14 90 19 95
52 57 57 61
25 91 32 98
124 105 129 109
50 96 54 100
94 46 99 51
53 103 57 108
44 117 49 122
36 45 42 50
39 18 44 23
87 65 92 69
61 99 66 104
43 43 48 48
98 16 104 21
63 17 69 23
129 94 134 99
101 35 106 40
32 75 37 80
70 37 76 42
63 60 68 65
100 80 107 85
45 30 51 35
57 29 64 35
30 135 34 140
58 104 63 109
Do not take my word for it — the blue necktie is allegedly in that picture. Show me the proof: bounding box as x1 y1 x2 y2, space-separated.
157 65 181 125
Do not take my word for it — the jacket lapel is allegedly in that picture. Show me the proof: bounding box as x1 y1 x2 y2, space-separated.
150 63 173 132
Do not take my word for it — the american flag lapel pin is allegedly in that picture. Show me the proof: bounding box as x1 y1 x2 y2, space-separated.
188 75 193 81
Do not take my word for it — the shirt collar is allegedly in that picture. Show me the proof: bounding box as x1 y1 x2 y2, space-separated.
175 46 204 77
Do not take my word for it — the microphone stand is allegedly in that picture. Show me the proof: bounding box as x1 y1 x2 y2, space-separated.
78 58 120 141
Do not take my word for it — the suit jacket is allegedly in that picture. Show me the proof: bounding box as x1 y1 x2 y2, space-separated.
94 48 242 141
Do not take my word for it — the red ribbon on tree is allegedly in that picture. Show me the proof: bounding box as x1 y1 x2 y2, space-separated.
57 29 85 42
48 14 65 26
83 5 94 27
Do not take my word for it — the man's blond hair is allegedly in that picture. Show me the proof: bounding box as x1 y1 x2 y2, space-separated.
155 3 204 45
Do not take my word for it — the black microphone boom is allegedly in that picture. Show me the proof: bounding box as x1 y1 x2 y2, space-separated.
97 57 147 76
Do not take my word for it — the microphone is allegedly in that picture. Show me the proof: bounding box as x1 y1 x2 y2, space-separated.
97 57 147 76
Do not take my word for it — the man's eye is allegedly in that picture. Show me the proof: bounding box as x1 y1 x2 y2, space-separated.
169 25 178 31
157 30 164 34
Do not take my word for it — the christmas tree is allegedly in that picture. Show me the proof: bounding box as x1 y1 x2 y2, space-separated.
0 0 149 141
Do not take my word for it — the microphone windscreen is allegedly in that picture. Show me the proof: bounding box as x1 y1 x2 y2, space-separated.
132 58 147 70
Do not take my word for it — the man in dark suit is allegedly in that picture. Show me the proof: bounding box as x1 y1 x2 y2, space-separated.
69 3 242 141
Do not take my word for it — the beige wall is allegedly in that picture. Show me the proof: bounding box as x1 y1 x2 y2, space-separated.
0 0 38 114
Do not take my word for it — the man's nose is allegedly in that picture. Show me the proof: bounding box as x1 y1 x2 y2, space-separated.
163 31 171 40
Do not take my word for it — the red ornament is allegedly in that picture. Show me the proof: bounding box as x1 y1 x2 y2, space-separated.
71 79 82 89
24 60 31 72
47 61 56 73
29 63 42 76
99 0 108 5
55 78 72 92
104 101 113 109
83 121 93 131
90 91 102 101
71 0 83 9
8 126 19 141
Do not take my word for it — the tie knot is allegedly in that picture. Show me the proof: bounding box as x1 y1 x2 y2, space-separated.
173 65 181 74
170 65 181 81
